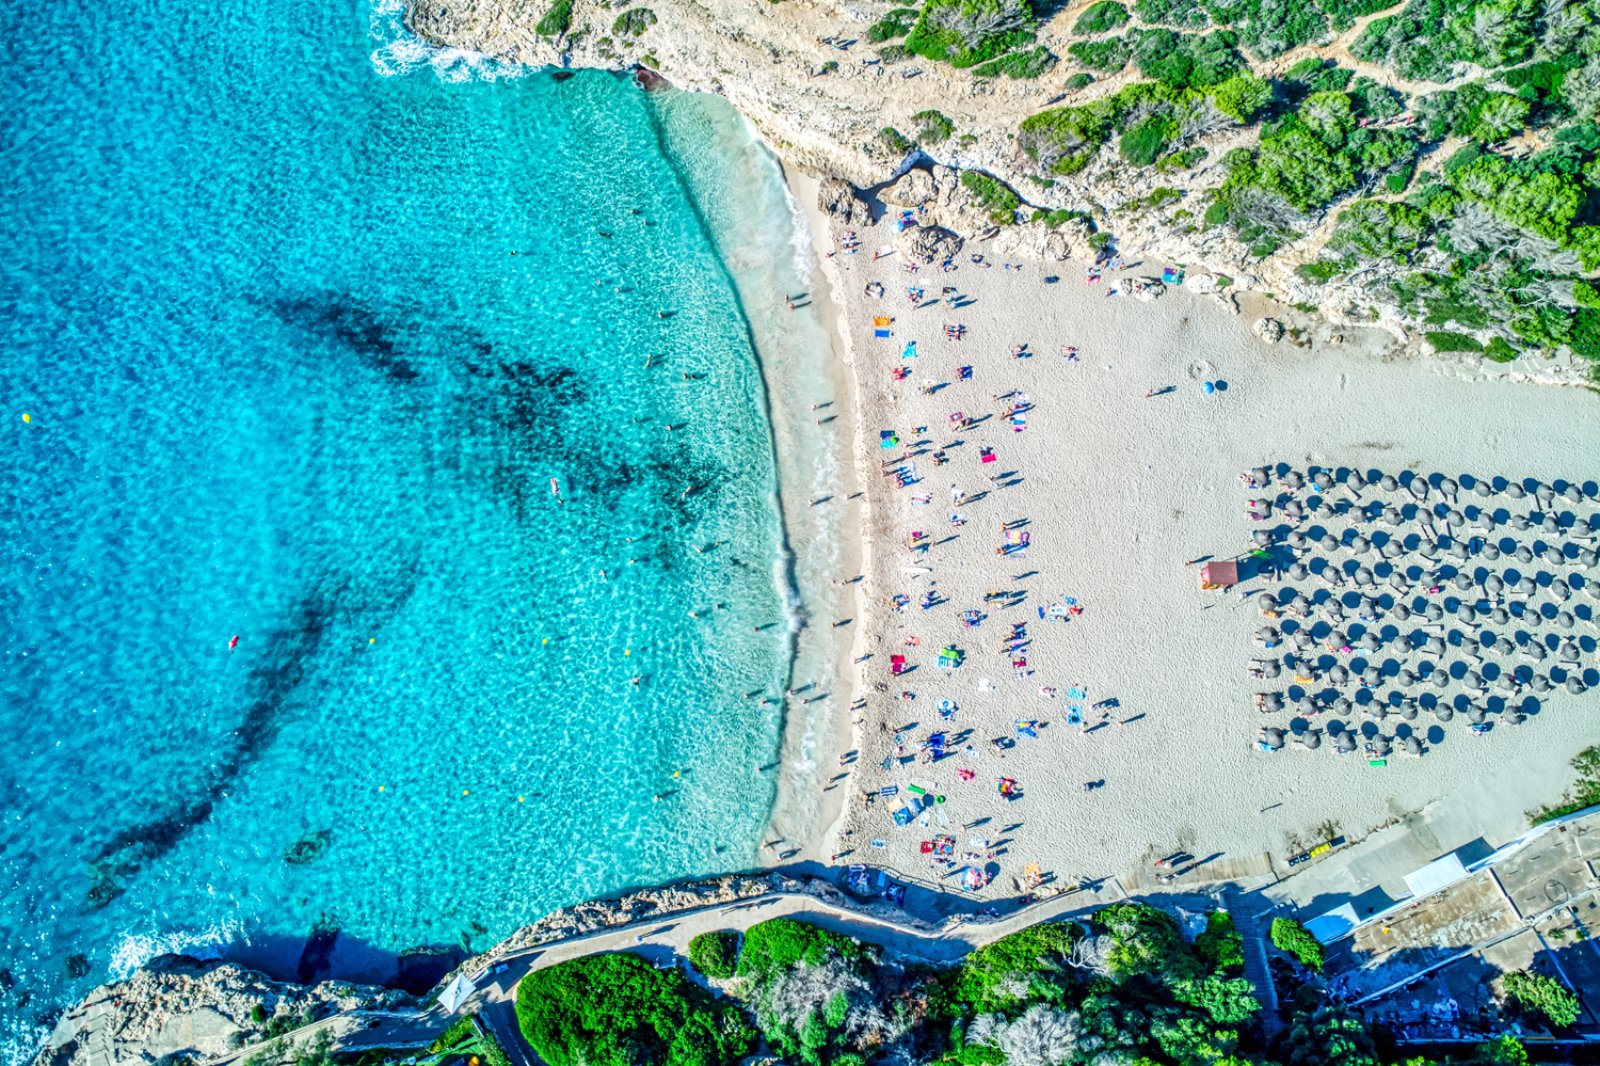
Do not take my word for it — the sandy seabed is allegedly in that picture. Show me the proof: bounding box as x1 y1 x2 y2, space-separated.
777 196 1600 900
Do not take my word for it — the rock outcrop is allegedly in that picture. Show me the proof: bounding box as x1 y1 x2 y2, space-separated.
897 224 963 265
35 959 411 1066
817 177 870 228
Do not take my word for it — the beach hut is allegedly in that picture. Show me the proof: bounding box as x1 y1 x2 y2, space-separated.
1201 561 1239 590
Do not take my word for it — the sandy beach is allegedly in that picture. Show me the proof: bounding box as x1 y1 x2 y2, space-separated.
783 195 1600 900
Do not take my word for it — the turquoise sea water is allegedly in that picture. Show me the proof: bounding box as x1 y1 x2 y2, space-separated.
0 0 808 1051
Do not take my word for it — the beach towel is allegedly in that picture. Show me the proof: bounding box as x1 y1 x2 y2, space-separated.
902 341 918 360
1067 687 1086 701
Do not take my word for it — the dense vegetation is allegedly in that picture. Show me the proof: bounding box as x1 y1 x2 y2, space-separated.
1501 969 1582 1028
509 909 1545 1066
515 951 755 1066
1533 745 1600 821
1000 0 1600 366
904 0 1038 68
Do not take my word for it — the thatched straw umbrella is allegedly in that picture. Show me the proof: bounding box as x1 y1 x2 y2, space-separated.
1489 606 1510 625
1398 667 1417 686
1285 470 1304 490
1382 506 1404 527
1567 676 1588 695
1473 479 1494 499
1393 603 1412 622
1319 534 1339 553
1506 482 1526 499
1485 574 1505 598
1335 731 1358 753
1453 573 1474 592
1532 673 1553 693
1432 704 1453 722
1295 730 1322 750
1482 544 1502 561
1329 665 1350 685
1258 660 1282 678
1253 530 1273 548
1259 692 1286 712
1457 604 1478 624
1313 471 1334 491
1371 734 1393 756
1514 576 1537 596
1400 700 1419 721
1538 484 1556 507
1504 708 1527 725
1361 666 1383 687
1404 735 1424 757
1467 705 1487 724
1354 567 1375 586
1560 640 1581 661
1432 668 1452 689
1426 603 1445 622
1558 610 1576 628
1419 542 1440 561
1380 474 1399 491
1563 484 1583 504
1440 476 1459 502
1350 535 1371 554
1289 562 1310 580
1513 515 1531 531
1255 626 1281 646
1261 728 1287 750
1288 530 1308 548
1410 479 1429 501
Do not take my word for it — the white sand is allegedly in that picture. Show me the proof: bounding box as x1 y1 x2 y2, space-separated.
796 209 1600 898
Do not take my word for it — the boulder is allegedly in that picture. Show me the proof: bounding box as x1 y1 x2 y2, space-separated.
897 224 964 265
881 167 939 208
817 177 870 227
1254 317 1285 344
1189 272 1220 294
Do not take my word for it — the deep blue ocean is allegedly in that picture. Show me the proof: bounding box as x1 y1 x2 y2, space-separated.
0 0 809 1051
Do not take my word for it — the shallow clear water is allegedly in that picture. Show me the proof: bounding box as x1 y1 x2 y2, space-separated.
0 0 804 1050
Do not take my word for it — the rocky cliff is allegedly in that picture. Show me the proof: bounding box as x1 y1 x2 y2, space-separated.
34 957 412 1066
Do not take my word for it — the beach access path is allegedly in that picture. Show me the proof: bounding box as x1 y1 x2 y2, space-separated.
202 878 1236 1066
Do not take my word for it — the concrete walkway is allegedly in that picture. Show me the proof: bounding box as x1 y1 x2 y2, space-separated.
205 881 1150 1066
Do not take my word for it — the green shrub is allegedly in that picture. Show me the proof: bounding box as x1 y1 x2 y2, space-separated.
1284 57 1352 93
515 952 755 1066
912 110 956 144
1573 310 1600 360
1483 337 1519 362
904 0 1037 68
536 0 574 38
1064 72 1094 91
1134 0 1209 28
737 917 866 979
1074 0 1129 34
1098 902 1201 980
971 46 1056 78
612 7 657 36
249 1004 268 1026
429 1015 478 1053
1158 146 1208 171
1131 28 1245 88
948 922 1081 1012
1202 0 1328 58
1194 911 1245 974
1426 330 1484 353
687 931 740 979
1297 260 1343 284
1503 970 1581 1028
1068 37 1131 73
1269 917 1325 970
1352 0 1540 82
961 170 1023 221
879 127 914 155
1172 974 1261 1023
1120 114 1174 165
867 7 919 42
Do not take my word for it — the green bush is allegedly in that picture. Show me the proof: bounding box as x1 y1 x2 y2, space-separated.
688 931 740 979
912 110 956 144
1074 0 1129 34
429 1015 477 1053
1098 902 1201 980
1131 29 1245 88
515 952 755 1066
737 917 866 979
1483 337 1519 362
971 46 1056 78
1352 0 1540 82
1203 0 1328 58
1283 56 1352 94
867 7 919 42
879 127 914 155
1134 0 1210 28
1297 260 1343 284
1426 330 1484 352
1068 37 1131 73
1120 114 1173 165
1269 917 1325 970
961 170 1023 221
1064 72 1094 91
903 0 1037 68
536 0 573 38
1504 970 1581 1027
1194 911 1245 974
612 7 657 36
948 922 1080 1012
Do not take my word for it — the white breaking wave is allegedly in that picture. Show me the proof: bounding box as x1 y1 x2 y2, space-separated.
107 916 248 981
367 0 526 81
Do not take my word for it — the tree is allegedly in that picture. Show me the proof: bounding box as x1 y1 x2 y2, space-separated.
1502 970 1581 1027
1097 902 1201 980
1173 975 1261 1024
515 952 755 1066
1194 911 1245 974
688 930 740 979
1282 1007 1379 1066
1270 917 1324 970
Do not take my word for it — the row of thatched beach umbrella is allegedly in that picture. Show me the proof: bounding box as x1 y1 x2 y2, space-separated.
1244 467 1596 755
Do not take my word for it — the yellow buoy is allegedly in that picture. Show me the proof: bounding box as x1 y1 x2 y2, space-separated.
22 413 31 424
462 789 470 796
517 795 525 803
624 648 632 656
378 786 386 792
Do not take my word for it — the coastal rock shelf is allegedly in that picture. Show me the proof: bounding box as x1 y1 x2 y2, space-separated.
1246 466 1600 759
